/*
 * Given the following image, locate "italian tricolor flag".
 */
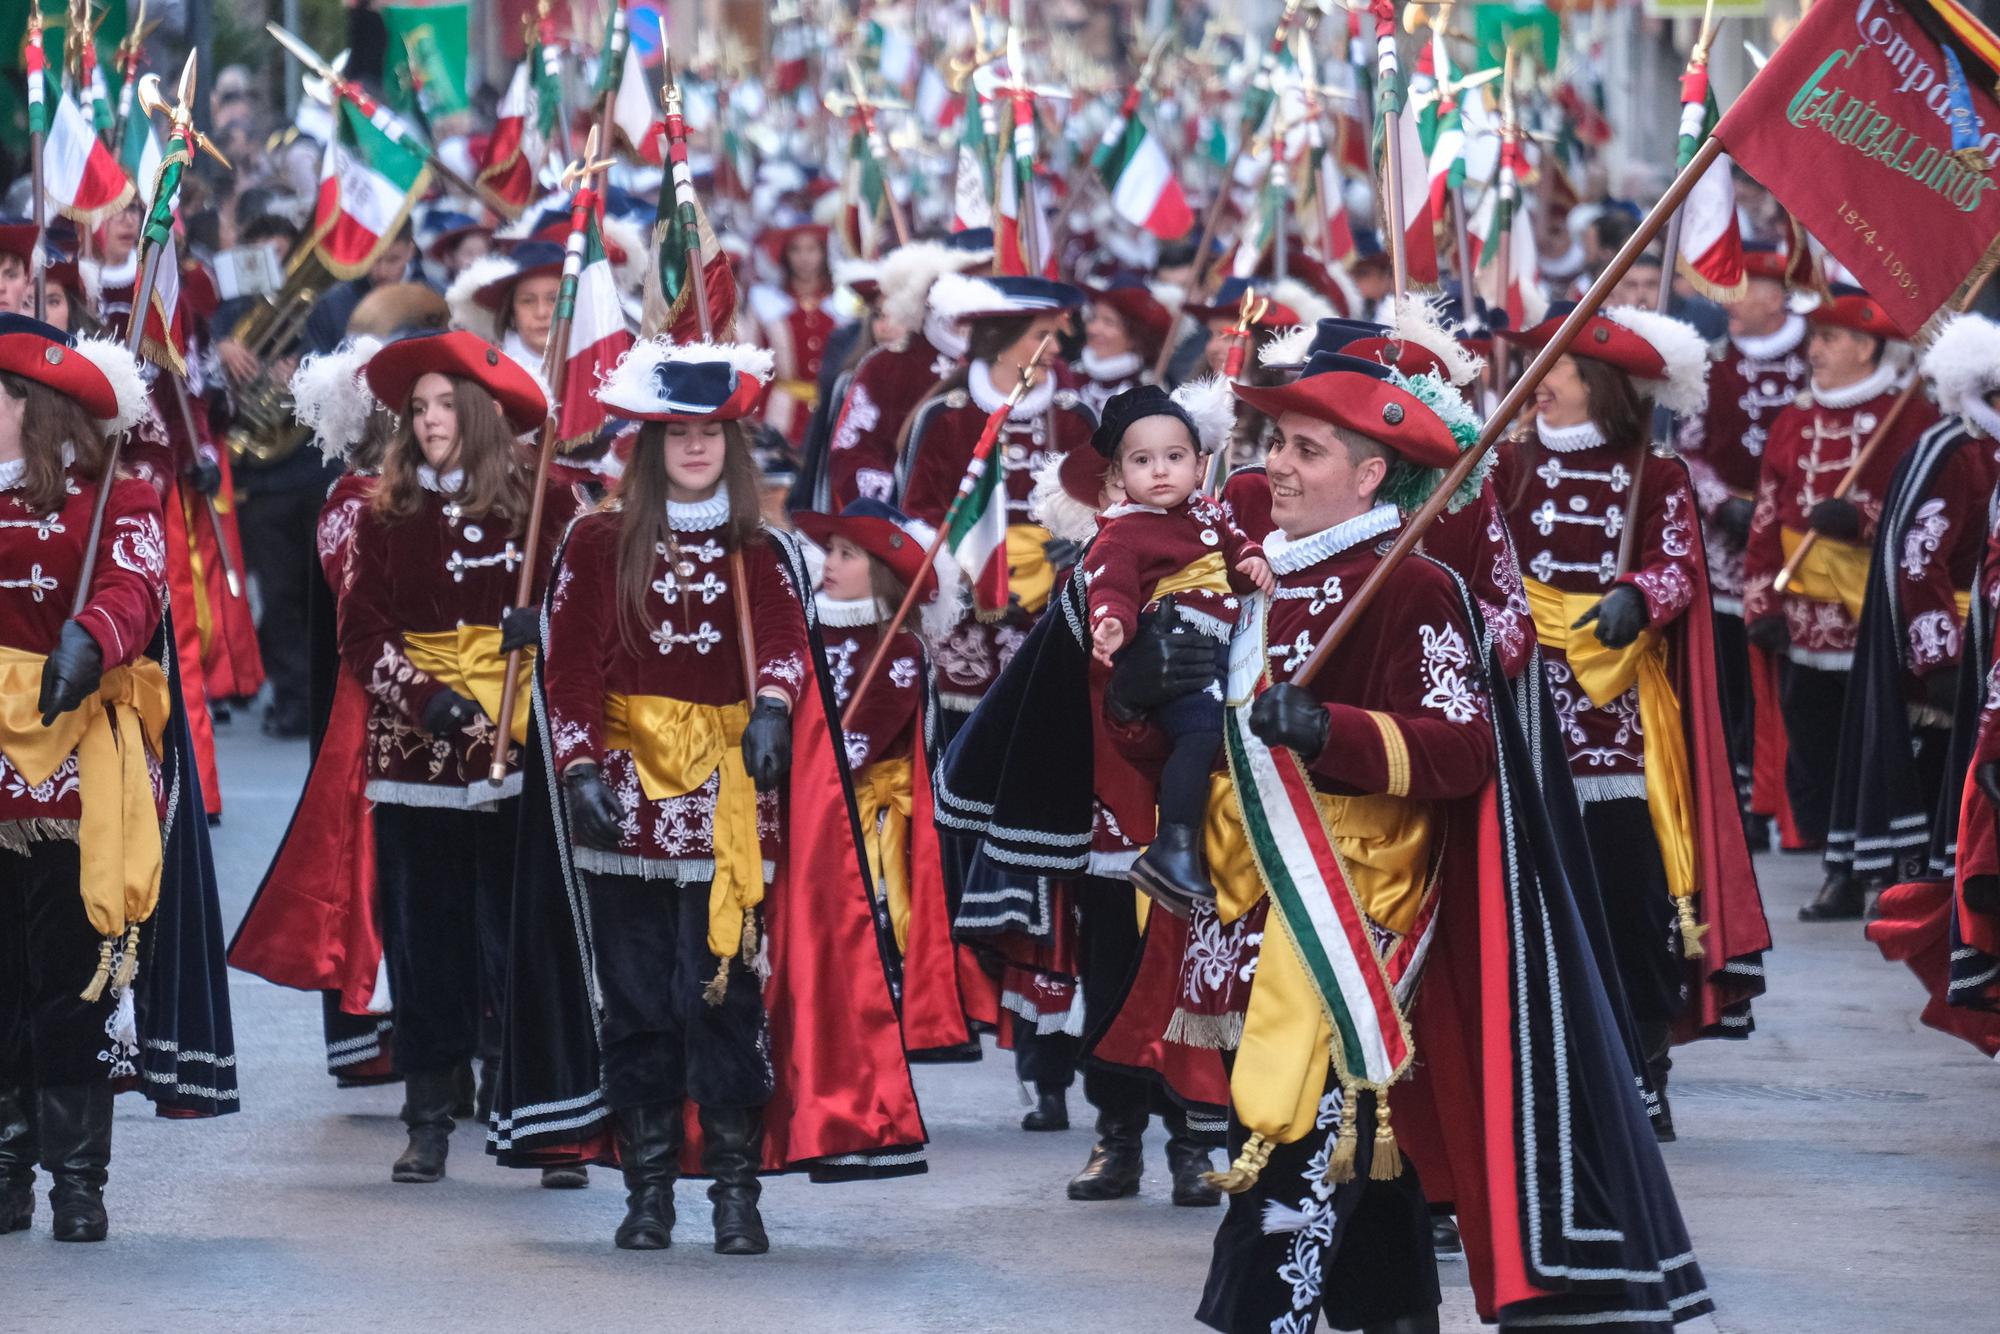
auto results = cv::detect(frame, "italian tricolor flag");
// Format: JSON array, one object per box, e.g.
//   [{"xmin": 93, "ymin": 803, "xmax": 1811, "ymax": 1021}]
[
  {"xmin": 477, "ymin": 59, "xmax": 541, "ymax": 213},
  {"xmin": 553, "ymin": 195, "xmax": 634, "ymax": 449},
  {"xmin": 1373, "ymin": 12, "xmax": 1438, "ymax": 287},
  {"xmin": 995, "ymin": 93, "xmax": 1053, "ymax": 278},
  {"xmin": 310, "ymin": 95, "xmax": 431, "ymax": 280},
  {"xmin": 44, "ymin": 88, "xmax": 133, "ymax": 225},
  {"xmin": 593, "ymin": 0, "xmax": 661, "ymax": 164},
  {"xmin": 1095, "ymin": 89, "xmax": 1194, "ymax": 239},
  {"xmin": 135, "ymin": 127, "xmax": 194, "ymax": 377},
  {"xmin": 946, "ymin": 405, "xmax": 1013, "ymax": 614},
  {"xmin": 1673, "ymin": 60, "xmax": 1746, "ymax": 303},
  {"xmin": 1476, "ymin": 139, "xmax": 1539, "ymax": 330}
]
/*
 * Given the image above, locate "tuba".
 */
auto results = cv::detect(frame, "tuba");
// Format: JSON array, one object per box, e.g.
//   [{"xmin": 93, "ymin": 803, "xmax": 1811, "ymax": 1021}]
[{"xmin": 222, "ymin": 248, "xmax": 335, "ymax": 465}]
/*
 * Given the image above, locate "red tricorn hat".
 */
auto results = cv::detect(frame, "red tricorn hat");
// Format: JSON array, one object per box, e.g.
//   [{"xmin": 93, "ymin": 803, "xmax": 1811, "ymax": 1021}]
[
  {"xmin": 1739, "ymin": 242, "xmax": 1789, "ymax": 284},
  {"xmin": 1807, "ymin": 284, "xmax": 1904, "ymax": 339},
  {"xmin": 1232, "ymin": 361, "xmax": 1459, "ymax": 469},
  {"xmin": 363, "ymin": 330, "xmax": 550, "ymax": 435},
  {"xmin": 1514, "ymin": 305, "xmax": 1711, "ymax": 415},
  {"xmin": 793, "ymin": 498, "xmax": 947, "ymax": 601},
  {"xmin": 595, "ymin": 339, "xmax": 776, "ymax": 423},
  {"xmin": 756, "ymin": 222, "xmax": 832, "ymax": 269},
  {"xmin": 0, "ymin": 314, "xmax": 120, "ymax": 418}
]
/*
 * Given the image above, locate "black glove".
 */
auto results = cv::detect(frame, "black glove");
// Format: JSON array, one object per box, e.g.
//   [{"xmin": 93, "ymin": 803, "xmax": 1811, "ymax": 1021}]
[
  {"xmin": 1104, "ymin": 598, "xmax": 1222, "ymax": 723},
  {"xmin": 37, "ymin": 621, "xmax": 104, "ymax": 727},
  {"xmin": 740, "ymin": 696, "xmax": 792, "ymax": 793},
  {"xmin": 562, "ymin": 764, "xmax": 626, "ymax": 851},
  {"xmin": 1747, "ymin": 616, "xmax": 1791, "ymax": 654},
  {"xmin": 1713, "ymin": 497, "xmax": 1755, "ymax": 544},
  {"xmin": 420, "ymin": 688, "xmax": 481, "ymax": 737},
  {"xmin": 499, "ymin": 605, "xmax": 539, "ymax": 654},
  {"xmin": 1807, "ymin": 498, "xmax": 1863, "ymax": 539},
  {"xmin": 1923, "ymin": 665, "xmax": 1961, "ymax": 715},
  {"xmin": 186, "ymin": 455, "xmax": 224, "ymax": 498},
  {"xmin": 1042, "ymin": 537, "xmax": 1084, "ymax": 573},
  {"xmin": 1574, "ymin": 584, "xmax": 1649, "ymax": 650},
  {"xmin": 1247, "ymin": 682, "xmax": 1330, "ymax": 762}
]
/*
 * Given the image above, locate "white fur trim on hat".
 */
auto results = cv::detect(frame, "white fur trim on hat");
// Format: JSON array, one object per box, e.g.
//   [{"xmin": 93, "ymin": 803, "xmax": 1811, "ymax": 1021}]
[
  {"xmin": 445, "ymin": 255, "xmax": 516, "ymax": 343},
  {"xmin": 1269, "ymin": 278, "xmax": 1333, "ymax": 330},
  {"xmin": 1600, "ymin": 305, "xmax": 1710, "ymax": 416},
  {"xmin": 922, "ymin": 269, "xmax": 1008, "ymax": 327},
  {"xmin": 596, "ymin": 336, "xmax": 776, "ymax": 408},
  {"xmin": 880, "ymin": 241, "xmax": 990, "ymax": 333},
  {"xmin": 1920, "ymin": 314, "xmax": 2000, "ymax": 420},
  {"xmin": 1390, "ymin": 295, "xmax": 1486, "ymax": 389},
  {"xmin": 290, "ymin": 336, "xmax": 385, "ymax": 462},
  {"xmin": 601, "ymin": 214, "xmax": 650, "ymax": 298},
  {"xmin": 1172, "ymin": 377, "xmax": 1236, "ymax": 456},
  {"xmin": 1028, "ymin": 452, "xmax": 1101, "ymax": 547},
  {"xmin": 1259, "ymin": 324, "xmax": 1314, "ymax": 370},
  {"xmin": 71, "ymin": 336, "xmax": 149, "ymax": 436},
  {"xmin": 834, "ymin": 257, "xmax": 881, "ymax": 293}
]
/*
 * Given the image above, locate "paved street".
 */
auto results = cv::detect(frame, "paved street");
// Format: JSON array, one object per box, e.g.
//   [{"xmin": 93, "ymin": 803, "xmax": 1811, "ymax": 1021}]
[{"xmin": 7, "ymin": 717, "xmax": 2000, "ymax": 1332}]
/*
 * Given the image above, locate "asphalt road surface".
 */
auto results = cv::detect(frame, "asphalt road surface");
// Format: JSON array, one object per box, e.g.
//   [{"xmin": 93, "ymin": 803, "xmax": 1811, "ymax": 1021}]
[{"xmin": 6, "ymin": 717, "xmax": 2000, "ymax": 1332}]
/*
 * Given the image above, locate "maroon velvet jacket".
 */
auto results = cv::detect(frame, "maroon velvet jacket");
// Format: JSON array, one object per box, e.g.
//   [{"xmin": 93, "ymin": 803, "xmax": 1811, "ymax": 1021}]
[
  {"xmin": 1744, "ymin": 369, "xmax": 1940, "ymax": 667},
  {"xmin": 317, "ymin": 472, "xmax": 377, "ymax": 591},
  {"xmin": 338, "ymin": 469, "xmax": 581, "ymax": 807},
  {"xmin": 1676, "ymin": 318, "xmax": 1810, "ymax": 611},
  {"xmin": 1495, "ymin": 429, "xmax": 1700, "ymax": 799},
  {"xmin": 542, "ymin": 496, "xmax": 809, "ymax": 877},
  {"xmin": 1892, "ymin": 437, "xmax": 1999, "ymax": 679},
  {"xmin": 816, "ymin": 601, "xmax": 920, "ymax": 772},
  {"xmin": 0, "ymin": 462, "xmax": 167, "ymax": 830},
  {"xmin": 1084, "ymin": 495, "xmax": 1261, "ymax": 643},
  {"xmin": 1420, "ymin": 478, "xmax": 1534, "ymax": 680},
  {"xmin": 825, "ymin": 331, "xmax": 957, "ymax": 510}
]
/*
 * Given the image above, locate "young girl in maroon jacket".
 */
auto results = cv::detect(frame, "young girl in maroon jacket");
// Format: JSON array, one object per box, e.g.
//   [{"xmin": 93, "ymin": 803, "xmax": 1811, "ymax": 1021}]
[{"xmin": 1081, "ymin": 382, "xmax": 1271, "ymax": 909}]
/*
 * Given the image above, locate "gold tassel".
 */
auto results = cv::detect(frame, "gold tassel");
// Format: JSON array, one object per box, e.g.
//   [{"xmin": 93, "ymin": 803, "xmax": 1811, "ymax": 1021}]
[
  {"xmin": 739, "ymin": 912, "xmax": 759, "ymax": 964},
  {"xmin": 110, "ymin": 923, "xmax": 141, "ymax": 992},
  {"xmin": 1676, "ymin": 896, "xmax": 1708, "ymax": 960},
  {"xmin": 1369, "ymin": 1091, "xmax": 1403, "ymax": 1181},
  {"xmin": 79, "ymin": 939, "xmax": 115, "ymax": 1003},
  {"xmin": 1323, "ymin": 1079, "xmax": 1360, "ymax": 1184},
  {"xmin": 702, "ymin": 955, "xmax": 732, "ymax": 1007},
  {"xmin": 1201, "ymin": 1132, "xmax": 1274, "ymax": 1194}
]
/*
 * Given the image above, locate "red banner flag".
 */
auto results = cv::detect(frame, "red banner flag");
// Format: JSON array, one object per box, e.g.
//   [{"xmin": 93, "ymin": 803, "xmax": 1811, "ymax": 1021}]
[{"xmin": 1715, "ymin": 0, "xmax": 2000, "ymax": 335}]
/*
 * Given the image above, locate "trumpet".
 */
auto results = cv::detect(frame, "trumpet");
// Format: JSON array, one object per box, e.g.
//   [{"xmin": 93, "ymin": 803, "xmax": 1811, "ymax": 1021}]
[{"xmin": 222, "ymin": 249, "xmax": 334, "ymax": 466}]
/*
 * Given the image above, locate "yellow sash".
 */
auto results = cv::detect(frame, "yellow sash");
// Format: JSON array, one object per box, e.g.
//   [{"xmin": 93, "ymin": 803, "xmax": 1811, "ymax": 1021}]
[
  {"xmin": 1524, "ymin": 578, "xmax": 1696, "ymax": 902},
  {"xmin": 774, "ymin": 378, "xmax": 819, "ymax": 407},
  {"xmin": 853, "ymin": 757, "xmax": 914, "ymax": 951},
  {"xmin": 602, "ymin": 693, "xmax": 760, "ymax": 961},
  {"xmin": 1005, "ymin": 523, "xmax": 1056, "ymax": 613},
  {"xmin": 402, "ymin": 625, "xmax": 533, "ymax": 745},
  {"xmin": 0, "ymin": 646, "xmax": 169, "ymax": 938},
  {"xmin": 1778, "ymin": 525, "xmax": 1870, "ymax": 621},
  {"xmin": 1152, "ymin": 551, "xmax": 1231, "ymax": 603}
]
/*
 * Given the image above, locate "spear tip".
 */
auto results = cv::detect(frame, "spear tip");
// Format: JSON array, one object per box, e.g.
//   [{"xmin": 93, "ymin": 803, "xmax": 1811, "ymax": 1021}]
[{"xmin": 177, "ymin": 48, "xmax": 199, "ymax": 110}]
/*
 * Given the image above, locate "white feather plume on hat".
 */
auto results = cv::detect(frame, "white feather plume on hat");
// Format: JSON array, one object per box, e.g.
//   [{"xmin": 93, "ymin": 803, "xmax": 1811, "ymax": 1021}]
[
  {"xmin": 1269, "ymin": 278, "xmax": 1333, "ymax": 329},
  {"xmin": 924, "ymin": 270, "xmax": 1008, "ymax": 326},
  {"xmin": 600, "ymin": 214, "xmax": 650, "ymax": 297},
  {"xmin": 1029, "ymin": 452, "xmax": 1102, "ymax": 546},
  {"xmin": 290, "ymin": 336, "xmax": 385, "ymax": 462},
  {"xmin": 445, "ymin": 255, "xmax": 515, "ymax": 342},
  {"xmin": 71, "ymin": 335, "xmax": 150, "ymax": 436},
  {"xmin": 1920, "ymin": 314, "xmax": 2000, "ymax": 420},
  {"xmin": 596, "ymin": 336, "xmax": 775, "ymax": 408},
  {"xmin": 1259, "ymin": 325, "xmax": 1315, "ymax": 370},
  {"xmin": 1599, "ymin": 305, "xmax": 1711, "ymax": 416},
  {"xmin": 880, "ymin": 241, "xmax": 990, "ymax": 332},
  {"xmin": 1390, "ymin": 295, "xmax": 1486, "ymax": 388},
  {"xmin": 1171, "ymin": 377, "xmax": 1236, "ymax": 455},
  {"xmin": 896, "ymin": 513, "xmax": 967, "ymax": 644}
]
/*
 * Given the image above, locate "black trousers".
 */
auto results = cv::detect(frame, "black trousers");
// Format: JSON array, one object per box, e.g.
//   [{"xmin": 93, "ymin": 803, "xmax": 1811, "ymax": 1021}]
[
  {"xmin": 372, "ymin": 800, "xmax": 516, "ymax": 1076},
  {"xmin": 1197, "ymin": 1085, "xmax": 1438, "ymax": 1333},
  {"xmin": 583, "ymin": 871, "xmax": 772, "ymax": 1111},
  {"xmin": 1711, "ymin": 611, "xmax": 1755, "ymax": 814},
  {"xmin": 237, "ymin": 483, "xmax": 325, "ymax": 721},
  {"xmin": 1777, "ymin": 659, "xmax": 1849, "ymax": 844},
  {"xmin": 1075, "ymin": 876, "xmax": 1153, "ymax": 1120},
  {"xmin": 0, "ymin": 842, "xmax": 117, "ymax": 1089},
  {"xmin": 1582, "ymin": 798, "xmax": 1686, "ymax": 1027}
]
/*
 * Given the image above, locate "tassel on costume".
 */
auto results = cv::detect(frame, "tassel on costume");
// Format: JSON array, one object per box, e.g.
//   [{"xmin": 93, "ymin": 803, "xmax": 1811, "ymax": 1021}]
[
  {"xmin": 703, "ymin": 955, "xmax": 732, "ymax": 1007},
  {"xmin": 1323, "ymin": 1078, "xmax": 1360, "ymax": 1184},
  {"xmin": 1202, "ymin": 1132, "xmax": 1274, "ymax": 1194},
  {"xmin": 739, "ymin": 912, "xmax": 759, "ymax": 964},
  {"xmin": 79, "ymin": 938, "xmax": 115, "ymax": 1003},
  {"xmin": 1369, "ymin": 1091, "xmax": 1402, "ymax": 1181},
  {"xmin": 1676, "ymin": 896, "xmax": 1708, "ymax": 960},
  {"xmin": 110, "ymin": 923, "xmax": 141, "ymax": 992}
]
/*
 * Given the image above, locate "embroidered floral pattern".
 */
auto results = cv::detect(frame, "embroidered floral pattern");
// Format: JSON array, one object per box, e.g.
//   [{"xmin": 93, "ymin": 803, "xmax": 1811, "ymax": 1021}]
[
  {"xmin": 1901, "ymin": 498, "xmax": 1951, "ymax": 580},
  {"xmin": 1908, "ymin": 608, "xmax": 1962, "ymax": 669},
  {"xmin": 1417, "ymin": 622, "xmax": 1482, "ymax": 723}
]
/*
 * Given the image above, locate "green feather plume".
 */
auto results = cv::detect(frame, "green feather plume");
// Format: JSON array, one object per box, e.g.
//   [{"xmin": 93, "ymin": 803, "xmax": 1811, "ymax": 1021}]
[{"xmin": 1375, "ymin": 370, "xmax": 1491, "ymax": 516}]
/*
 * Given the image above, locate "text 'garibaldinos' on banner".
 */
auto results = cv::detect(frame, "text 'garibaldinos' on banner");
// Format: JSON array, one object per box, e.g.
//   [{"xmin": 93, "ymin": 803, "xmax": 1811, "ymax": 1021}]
[{"xmin": 1716, "ymin": 0, "xmax": 2000, "ymax": 335}]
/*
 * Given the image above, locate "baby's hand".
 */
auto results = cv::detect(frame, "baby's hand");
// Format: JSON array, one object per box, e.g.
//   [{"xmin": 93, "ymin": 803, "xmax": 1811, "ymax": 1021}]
[
  {"xmin": 1237, "ymin": 555, "xmax": 1275, "ymax": 596},
  {"xmin": 1092, "ymin": 617, "xmax": 1126, "ymax": 666}
]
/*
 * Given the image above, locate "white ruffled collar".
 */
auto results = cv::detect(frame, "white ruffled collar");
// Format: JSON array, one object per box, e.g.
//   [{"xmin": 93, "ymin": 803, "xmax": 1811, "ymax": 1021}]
[
  {"xmin": 1535, "ymin": 419, "xmax": 1607, "ymax": 453},
  {"xmin": 667, "ymin": 485, "xmax": 731, "ymax": 532},
  {"xmin": 1811, "ymin": 360, "xmax": 1900, "ymax": 410},
  {"xmin": 502, "ymin": 330, "xmax": 551, "ymax": 388},
  {"xmin": 0, "ymin": 442, "xmax": 78, "ymax": 492},
  {"xmin": 1733, "ymin": 314, "xmax": 1806, "ymax": 362},
  {"xmin": 970, "ymin": 359, "xmax": 1056, "ymax": 419},
  {"xmin": 1098, "ymin": 502, "xmax": 1170, "ymax": 520},
  {"xmin": 1079, "ymin": 347, "xmax": 1144, "ymax": 384},
  {"xmin": 417, "ymin": 465, "xmax": 464, "ymax": 493},
  {"xmin": 814, "ymin": 593, "xmax": 884, "ymax": 627},
  {"xmin": 1963, "ymin": 398, "xmax": 2000, "ymax": 442},
  {"xmin": 1266, "ymin": 504, "xmax": 1401, "ymax": 574}
]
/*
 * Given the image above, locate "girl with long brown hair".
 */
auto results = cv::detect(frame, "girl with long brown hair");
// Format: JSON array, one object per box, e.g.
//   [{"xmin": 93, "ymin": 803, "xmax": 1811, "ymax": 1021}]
[{"xmin": 339, "ymin": 330, "xmax": 579, "ymax": 1185}]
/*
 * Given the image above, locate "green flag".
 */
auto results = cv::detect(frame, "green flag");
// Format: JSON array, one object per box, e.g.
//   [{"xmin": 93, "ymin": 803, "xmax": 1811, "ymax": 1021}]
[{"xmin": 381, "ymin": 3, "xmax": 471, "ymax": 122}]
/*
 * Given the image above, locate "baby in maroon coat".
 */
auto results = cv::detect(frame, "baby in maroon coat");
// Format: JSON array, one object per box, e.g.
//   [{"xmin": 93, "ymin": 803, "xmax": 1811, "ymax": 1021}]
[{"xmin": 1083, "ymin": 385, "xmax": 1271, "ymax": 908}]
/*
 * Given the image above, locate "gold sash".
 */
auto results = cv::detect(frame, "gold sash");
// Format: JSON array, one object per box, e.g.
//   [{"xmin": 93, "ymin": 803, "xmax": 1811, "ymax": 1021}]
[
  {"xmin": 1152, "ymin": 551, "xmax": 1231, "ymax": 602},
  {"xmin": 402, "ymin": 624, "xmax": 533, "ymax": 745},
  {"xmin": 602, "ymin": 693, "xmax": 760, "ymax": 961},
  {"xmin": 774, "ymin": 378, "xmax": 819, "ymax": 407},
  {"xmin": 1005, "ymin": 523, "xmax": 1057, "ymax": 613},
  {"xmin": 0, "ymin": 646, "xmax": 169, "ymax": 938},
  {"xmin": 853, "ymin": 757, "xmax": 914, "ymax": 951},
  {"xmin": 1778, "ymin": 525, "xmax": 1870, "ymax": 620},
  {"xmin": 1524, "ymin": 579, "xmax": 1696, "ymax": 902}
]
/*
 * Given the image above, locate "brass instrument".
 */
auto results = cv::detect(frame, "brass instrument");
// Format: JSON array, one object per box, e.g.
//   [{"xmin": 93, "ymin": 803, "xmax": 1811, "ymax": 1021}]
[{"xmin": 222, "ymin": 249, "xmax": 335, "ymax": 466}]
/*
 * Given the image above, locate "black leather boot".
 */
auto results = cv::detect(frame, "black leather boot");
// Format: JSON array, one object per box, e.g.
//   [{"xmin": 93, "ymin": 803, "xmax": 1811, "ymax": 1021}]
[
  {"xmin": 0, "ymin": 1086, "xmax": 36, "ymax": 1234},
  {"xmin": 613, "ymin": 1102, "xmax": 681, "ymax": 1250},
  {"xmin": 1130, "ymin": 824, "xmax": 1216, "ymax": 918},
  {"xmin": 1164, "ymin": 1127, "xmax": 1220, "ymax": 1207},
  {"xmin": 1067, "ymin": 1108, "xmax": 1145, "ymax": 1201},
  {"xmin": 1362, "ymin": 1309, "xmax": 1441, "ymax": 1334},
  {"xmin": 1431, "ymin": 1213, "xmax": 1462, "ymax": 1256},
  {"xmin": 392, "ymin": 1069, "xmax": 456, "ymax": 1183},
  {"xmin": 1799, "ymin": 870, "xmax": 1867, "ymax": 921},
  {"xmin": 1020, "ymin": 1085, "xmax": 1069, "ymax": 1131},
  {"xmin": 38, "ymin": 1083, "xmax": 111, "ymax": 1242},
  {"xmin": 700, "ymin": 1105, "xmax": 769, "ymax": 1255}
]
